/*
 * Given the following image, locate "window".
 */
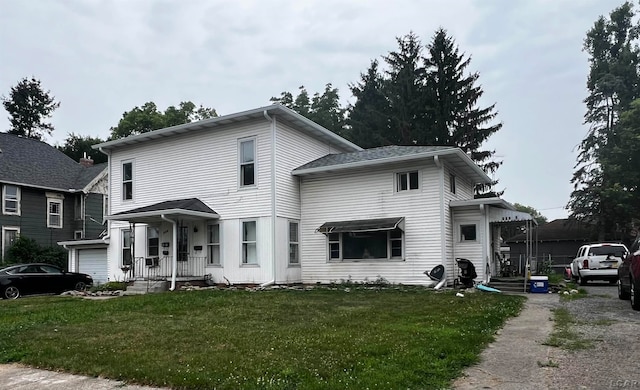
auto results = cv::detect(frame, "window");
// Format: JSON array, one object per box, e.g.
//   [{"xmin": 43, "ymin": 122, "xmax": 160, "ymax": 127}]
[
  {"xmin": 207, "ymin": 223, "xmax": 221, "ymax": 266},
  {"xmin": 289, "ymin": 221, "xmax": 299, "ymax": 265},
  {"xmin": 178, "ymin": 225, "xmax": 189, "ymax": 262},
  {"xmin": 396, "ymin": 171, "xmax": 419, "ymax": 192},
  {"xmin": 450, "ymin": 174, "xmax": 456, "ymax": 194},
  {"xmin": 147, "ymin": 227, "xmax": 159, "ymax": 257},
  {"xmin": 122, "ymin": 161, "xmax": 133, "ymax": 200},
  {"xmin": 103, "ymin": 195, "xmax": 109, "ymax": 220},
  {"xmin": 239, "ymin": 139, "xmax": 255, "ymax": 187},
  {"xmin": 47, "ymin": 197, "xmax": 63, "ymax": 228},
  {"xmin": 3, "ymin": 185, "xmax": 20, "ymax": 215},
  {"xmin": 2, "ymin": 227, "xmax": 19, "ymax": 260},
  {"xmin": 327, "ymin": 228, "xmax": 403, "ymax": 261},
  {"xmin": 242, "ymin": 220, "xmax": 257, "ymax": 264},
  {"xmin": 460, "ymin": 224, "xmax": 477, "ymax": 241},
  {"xmin": 74, "ymin": 230, "xmax": 83, "ymax": 239},
  {"xmin": 122, "ymin": 229, "xmax": 132, "ymax": 266}
]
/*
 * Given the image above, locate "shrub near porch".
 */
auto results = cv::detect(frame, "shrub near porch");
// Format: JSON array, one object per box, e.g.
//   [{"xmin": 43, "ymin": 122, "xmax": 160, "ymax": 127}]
[{"xmin": 0, "ymin": 288, "xmax": 523, "ymax": 389}]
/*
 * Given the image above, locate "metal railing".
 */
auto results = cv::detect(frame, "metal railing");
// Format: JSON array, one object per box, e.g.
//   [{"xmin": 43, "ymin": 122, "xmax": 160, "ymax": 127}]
[{"xmin": 128, "ymin": 256, "xmax": 207, "ymax": 280}]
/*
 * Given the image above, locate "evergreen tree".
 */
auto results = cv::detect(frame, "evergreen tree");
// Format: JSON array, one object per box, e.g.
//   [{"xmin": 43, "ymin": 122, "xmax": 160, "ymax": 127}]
[
  {"xmin": 382, "ymin": 32, "xmax": 427, "ymax": 145},
  {"xmin": 348, "ymin": 60, "xmax": 391, "ymax": 148},
  {"xmin": 1, "ymin": 77, "xmax": 60, "ymax": 140},
  {"xmin": 425, "ymin": 28, "xmax": 502, "ymax": 194}
]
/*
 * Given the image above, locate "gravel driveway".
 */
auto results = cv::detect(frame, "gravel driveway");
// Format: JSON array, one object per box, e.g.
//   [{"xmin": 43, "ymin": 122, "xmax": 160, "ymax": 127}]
[{"xmin": 545, "ymin": 282, "xmax": 640, "ymax": 389}]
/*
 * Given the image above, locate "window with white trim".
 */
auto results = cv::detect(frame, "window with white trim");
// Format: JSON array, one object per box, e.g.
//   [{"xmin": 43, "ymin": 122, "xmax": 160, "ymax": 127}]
[
  {"xmin": 460, "ymin": 224, "xmax": 477, "ymax": 242},
  {"xmin": 396, "ymin": 171, "xmax": 419, "ymax": 192},
  {"xmin": 122, "ymin": 161, "xmax": 133, "ymax": 200},
  {"xmin": 289, "ymin": 221, "xmax": 299, "ymax": 265},
  {"xmin": 147, "ymin": 227, "xmax": 159, "ymax": 257},
  {"xmin": 327, "ymin": 228, "xmax": 403, "ymax": 261},
  {"xmin": 2, "ymin": 226, "xmax": 19, "ymax": 260},
  {"xmin": 47, "ymin": 196, "xmax": 63, "ymax": 228},
  {"xmin": 122, "ymin": 229, "xmax": 132, "ymax": 266},
  {"xmin": 242, "ymin": 220, "xmax": 257, "ymax": 264},
  {"xmin": 207, "ymin": 223, "xmax": 221, "ymax": 266},
  {"xmin": 239, "ymin": 139, "xmax": 255, "ymax": 187},
  {"xmin": 450, "ymin": 174, "xmax": 456, "ymax": 194},
  {"xmin": 3, "ymin": 185, "xmax": 20, "ymax": 215}
]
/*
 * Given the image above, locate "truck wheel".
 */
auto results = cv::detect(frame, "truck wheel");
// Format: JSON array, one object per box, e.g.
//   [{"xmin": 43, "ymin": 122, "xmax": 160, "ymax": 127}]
[
  {"xmin": 632, "ymin": 277, "xmax": 640, "ymax": 311},
  {"xmin": 578, "ymin": 272, "xmax": 587, "ymax": 286},
  {"xmin": 618, "ymin": 278, "xmax": 630, "ymax": 300}
]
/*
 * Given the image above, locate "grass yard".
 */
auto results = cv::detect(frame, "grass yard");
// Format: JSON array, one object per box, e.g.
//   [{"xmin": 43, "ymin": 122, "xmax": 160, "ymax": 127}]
[{"xmin": 0, "ymin": 287, "xmax": 524, "ymax": 389}]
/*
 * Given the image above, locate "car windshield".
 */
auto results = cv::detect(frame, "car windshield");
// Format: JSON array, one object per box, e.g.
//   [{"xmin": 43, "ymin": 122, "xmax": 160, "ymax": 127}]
[{"xmin": 589, "ymin": 246, "xmax": 626, "ymax": 257}]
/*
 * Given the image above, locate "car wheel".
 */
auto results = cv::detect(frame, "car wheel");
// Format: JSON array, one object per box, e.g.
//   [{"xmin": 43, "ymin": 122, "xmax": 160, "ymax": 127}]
[
  {"xmin": 618, "ymin": 278, "xmax": 631, "ymax": 300},
  {"xmin": 74, "ymin": 281, "xmax": 87, "ymax": 291},
  {"xmin": 632, "ymin": 277, "xmax": 640, "ymax": 311},
  {"xmin": 578, "ymin": 272, "xmax": 587, "ymax": 286},
  {"xmin": 3, "ymin": 286, "xmax": 20, "ymax": 300}
]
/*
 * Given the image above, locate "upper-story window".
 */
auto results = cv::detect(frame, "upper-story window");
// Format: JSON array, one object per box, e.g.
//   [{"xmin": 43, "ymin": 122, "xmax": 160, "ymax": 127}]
[
  {"xmin": 46, "ymin": 193, "xmax": 64, "ymax": 229},
  {"xmin": 450, "ymin": 174, "xmax": 456, "ymax": 194},
  {"xmin": 239, "ymin": 139, "xmax": 255, "ymax": 187},
  {"xmin": 396, "ymin": 171, "xmax": 419, "ymax": 192},
  {"xmin": 3, "ymin": 185, "xmax": 20, "ymax": 215},
  {"xmin": 122, "ymin": 161, "xmax": 133, "ymax": 200}
]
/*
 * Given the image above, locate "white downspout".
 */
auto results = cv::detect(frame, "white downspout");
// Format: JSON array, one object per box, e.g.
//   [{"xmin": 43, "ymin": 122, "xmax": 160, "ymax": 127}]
[
  {"xmin": 162, "ymin": 214, "xmax": 178, "ymax": 291},
  {"xmin": 99, "ymin": 146, "xmax": 111, "ymax": 243},
  {"xmin": 434, "ymin": 156, "xmax": 447, "ymax": 281},
  {"xmin": 263, "ymin": 110, "xmax": 277, "ymax": 286}
]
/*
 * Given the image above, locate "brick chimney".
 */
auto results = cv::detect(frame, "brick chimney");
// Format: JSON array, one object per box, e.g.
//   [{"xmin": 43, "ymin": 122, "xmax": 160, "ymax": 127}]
[{"xmin": 79, "ymin": 152, "xmax": 94, "ymax": 167}]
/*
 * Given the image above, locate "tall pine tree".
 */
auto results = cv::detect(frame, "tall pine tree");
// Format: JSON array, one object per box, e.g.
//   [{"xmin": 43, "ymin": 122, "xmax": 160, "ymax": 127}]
[
  {"xmin": 1, "ymin": 77, "xmax": 60, "ymax": 140},
  {"xmin": 425, "ymin": 28, "xmax": 502, "ymax": 194}
]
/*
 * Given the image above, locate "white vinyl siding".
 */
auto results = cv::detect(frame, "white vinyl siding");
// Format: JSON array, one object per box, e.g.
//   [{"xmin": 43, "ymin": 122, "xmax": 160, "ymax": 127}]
[
  {"xmin": 2, "ymin": 185, "xmax": 20, "ymax": 215},
  {"xmin": 300, "ymin": 162, "xmax": 442, "ymax": 284},
  {"xmin": 109, "ymin": 120, "xmax": 272, "ymax": 219}
]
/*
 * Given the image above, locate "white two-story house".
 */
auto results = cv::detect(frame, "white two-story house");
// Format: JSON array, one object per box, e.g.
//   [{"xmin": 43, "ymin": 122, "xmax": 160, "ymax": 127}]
[{"xmin": 91, "ymin": 104, "xmax": 533, "ymax": 289}]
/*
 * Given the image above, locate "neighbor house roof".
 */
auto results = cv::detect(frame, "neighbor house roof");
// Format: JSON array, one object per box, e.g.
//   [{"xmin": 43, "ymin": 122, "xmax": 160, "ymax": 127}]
[
  {"xmin": 505, "ymin": 218, "xmax": 595, "ymax": 243},
  {"xmin": 93, "ymin": 104, "xmax": 362, "ymax": 153},
  {"xmin": 292, "ymin": 145, "xmax": 491, "ymax": 184},
  {"xmin": 0, "ymin": 133, "xmax": 107, "ymax": 192}
]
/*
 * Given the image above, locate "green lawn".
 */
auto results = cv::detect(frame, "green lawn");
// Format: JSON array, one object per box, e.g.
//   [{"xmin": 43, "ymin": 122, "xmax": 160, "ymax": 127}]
[{"xmin": 0, "ymin": 287, "xmax": 524, "ymax": 389}]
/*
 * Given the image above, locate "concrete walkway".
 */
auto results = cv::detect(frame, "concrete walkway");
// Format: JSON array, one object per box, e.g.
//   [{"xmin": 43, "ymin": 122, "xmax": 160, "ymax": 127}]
[
  {"xmin": 0, "ymin": 364, "xmax": 165, "ymax": 390},
  {"xmin": 453, "ymin": 293, "xmax": 559, "ymax": 390}
]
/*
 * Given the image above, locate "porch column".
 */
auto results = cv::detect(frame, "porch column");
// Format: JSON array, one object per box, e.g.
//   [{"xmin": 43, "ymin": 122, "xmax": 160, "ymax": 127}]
[{"xmin": 161, "ymin": 214, "xmax": 178, "ymax": 291}]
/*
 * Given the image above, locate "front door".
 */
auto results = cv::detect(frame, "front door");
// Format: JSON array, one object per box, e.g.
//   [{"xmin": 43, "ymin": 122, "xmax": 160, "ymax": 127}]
[{"xmin": 178, "ymin": 224, "xmax": 189, "ymax": 262}]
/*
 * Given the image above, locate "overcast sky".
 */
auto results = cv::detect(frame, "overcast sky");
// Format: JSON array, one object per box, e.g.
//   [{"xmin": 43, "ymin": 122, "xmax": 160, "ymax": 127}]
[{"xmin": 0, "ymin": 0, "xmax": 625, "ymax": 221}]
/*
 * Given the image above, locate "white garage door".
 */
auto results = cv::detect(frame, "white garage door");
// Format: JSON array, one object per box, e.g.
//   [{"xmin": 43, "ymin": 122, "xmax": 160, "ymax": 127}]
[{"xmin": 78, "ymin": 248, "xmax": 108, "ymax": 284}]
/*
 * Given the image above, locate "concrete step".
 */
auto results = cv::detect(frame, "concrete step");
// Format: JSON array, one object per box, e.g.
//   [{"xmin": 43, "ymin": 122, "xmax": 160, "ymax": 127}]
[{"xmin": 125, "ymin": 280, "xmax": 170, "ymax": 294}]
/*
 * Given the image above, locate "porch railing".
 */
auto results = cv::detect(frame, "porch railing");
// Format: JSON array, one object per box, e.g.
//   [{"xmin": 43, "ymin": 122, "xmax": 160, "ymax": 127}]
[{"xmin": 128, "ymin": 256, "xmax": 207, "ymax": 280}]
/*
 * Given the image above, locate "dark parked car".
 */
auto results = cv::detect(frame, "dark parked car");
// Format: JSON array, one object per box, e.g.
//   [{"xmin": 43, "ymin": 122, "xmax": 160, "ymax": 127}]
[
  {"xmin": 0, "ymin": 263, "xmax": 93, "ymax": 299},
  {"xmin": 618, "ymin": 236, "xmax": 640, "ymax": 310}
]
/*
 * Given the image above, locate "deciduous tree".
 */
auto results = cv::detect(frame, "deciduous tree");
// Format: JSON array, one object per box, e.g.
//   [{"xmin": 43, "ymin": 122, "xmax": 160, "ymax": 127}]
[{"xmin": 1, "ymin": 77, "xmax": 60, "ymax": 140}]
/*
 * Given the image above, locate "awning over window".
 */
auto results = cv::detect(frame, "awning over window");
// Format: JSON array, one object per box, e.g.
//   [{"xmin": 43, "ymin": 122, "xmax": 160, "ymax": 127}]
[{"xmin": 317, "ymin": 217, "xmax": 404, "ymax": 234}]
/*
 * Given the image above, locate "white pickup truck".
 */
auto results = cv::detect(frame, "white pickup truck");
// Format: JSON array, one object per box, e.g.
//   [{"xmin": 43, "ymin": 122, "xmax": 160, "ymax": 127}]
[{"xmin": 571, "ymin": 243, "xmax": 629, "ymax": 285}]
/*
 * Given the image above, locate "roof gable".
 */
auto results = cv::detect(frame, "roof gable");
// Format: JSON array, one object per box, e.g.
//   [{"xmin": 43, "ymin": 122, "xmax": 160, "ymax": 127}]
[
  {"xmin": 0, "ymin": 133, "xmax": 106, "ymax": 192},
  {"xmin": 93, "ymin": 104, "xmax": 362, "ymax": 153},
  {"xmin": 292, "ymin": 145, "xmax": 491, "ymax": 184}
]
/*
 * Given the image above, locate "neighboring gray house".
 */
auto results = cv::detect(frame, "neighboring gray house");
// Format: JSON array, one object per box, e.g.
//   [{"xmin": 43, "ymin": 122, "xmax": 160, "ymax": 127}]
[{"xmin": 0, "ymin": 134, "xmax": 107, "ymax": 277}]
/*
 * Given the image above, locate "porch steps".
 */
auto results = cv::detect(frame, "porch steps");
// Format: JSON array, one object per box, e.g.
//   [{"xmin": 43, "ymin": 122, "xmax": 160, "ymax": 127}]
[
  {"xmin": 486, "ymin": 277, "xmax": 529, "ymax": 294},
  {"xmin": 124, "ymin": 280, "xmax": 170, "ymax": 295}
]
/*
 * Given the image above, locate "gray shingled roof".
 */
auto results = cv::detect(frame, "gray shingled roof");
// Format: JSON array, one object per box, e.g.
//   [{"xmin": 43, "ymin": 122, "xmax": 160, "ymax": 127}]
[
  {"xmin": 112, "ymin": 198, "xmax": 217, "ymax": 216},
  {"xmin": 0, "ymin": 133, "xmax": 106, "ymax": 191},
  {"xmin": 294, "ymin": 145, "xmax": 455, "ymax": 171}
]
